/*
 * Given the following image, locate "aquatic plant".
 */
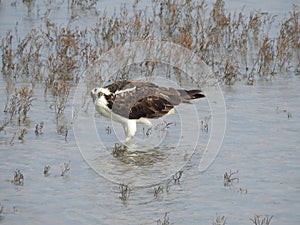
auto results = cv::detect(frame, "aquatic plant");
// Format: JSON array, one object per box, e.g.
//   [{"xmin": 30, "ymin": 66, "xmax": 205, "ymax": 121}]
[
  {"xmin": 105, "ymin": 125, "xmax": 112, "ymax": 134},
  {"xmin": 4, "ymin": 86, "xmax": 34, "ymax": 124},
  {"xmin": 154, "ymin": 185, "xmax": 164, "ymax": 199},
  {"xmin": 0, "ymin": 119, "xmax": 9, "ymax": 132},
  {"xmin": 0, "ymin": 0, "xmax": 298, "ymax": 90},
  {"xmin": 0, "ymin": 0, "xmax": 298, "ymax": 145},
  {"xmin": 250, "ymin": 214, "xmax": 273, "ymax": 225},
  {"xmin": 70, "ymin": 0, "xmax": 97, "ymax": 10},
  {"xmin": 157, "ymin": 212, "xmax": 170, "ymax": 225},
  {"xmin": 43, "ymin": 165, "xmax": 51, "ymax": 177},
  {"xmin": 112, "ymin": 143, "xmax": 127, "ymax": 157},
  {"xmin": 34, "ymin": 121, "xmax": 44, "ymax": 135},
  {"xmin": 212, "ymin": 213, "xmax": 226, "ymax": 225},
  {"xmin": 201, "ymin": 115, "xmax": 211, "ymax": 133},
  {"xmin": 60, "ymin": 161, "xmax": 71, "ymax": 176},
  {"xmin": 11, "ymin": 170, "xmax": 24, "ymax": 186},
  {"xmin": 223, "ymin": 170, "xmax": 239, "ymax": 186},
  {"xmin": 237, "ymin": 187, "xmax": 248, "ymax": 194},
  {"xmin": 18, "ymin": 128, "xmax": 27, "ymax": 142},
  {"xmin": 119, "ymin": 183, "xmax": 130, "ymax": 202},
  {"xmin": 9, "ymin": 132, "xmax": 16, "ymax": 145},
  {"xmin": 49, "ymin": 81, "xmax": 70, "ymax": 115},
  {"xmin": 172, "ymin": 170, "xmax": 183, "ymax": 184}
]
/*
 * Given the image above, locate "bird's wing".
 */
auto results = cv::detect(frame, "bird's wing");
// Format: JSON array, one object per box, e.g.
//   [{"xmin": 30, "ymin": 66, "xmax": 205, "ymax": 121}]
[
  {"xmin": 128, "ymin": 96, "xmax": 175, "ymax": 119},
  {"xmin": 105, "ymin": 81, "xmax": 181, "ymax": 119}
]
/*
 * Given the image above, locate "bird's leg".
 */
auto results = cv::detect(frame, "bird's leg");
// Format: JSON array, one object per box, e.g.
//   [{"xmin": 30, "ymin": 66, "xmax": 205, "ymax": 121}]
[{"xmin": 123, "ymin": 120, "xmax": 137, "ymax": 142}]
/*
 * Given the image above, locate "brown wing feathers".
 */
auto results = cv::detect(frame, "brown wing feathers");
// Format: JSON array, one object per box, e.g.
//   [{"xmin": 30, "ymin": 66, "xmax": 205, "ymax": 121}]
[
  {"xmin": 129, "ymin": 96, "xmax": 174, "ymax": 119},
  {"xmin": 102, "ymin": 80, "xmax": 204, "ymax": 120}
]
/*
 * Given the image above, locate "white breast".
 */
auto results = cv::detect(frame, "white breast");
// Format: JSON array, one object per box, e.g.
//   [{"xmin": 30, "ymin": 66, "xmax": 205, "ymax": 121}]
[{"xmin": 95, "ymin": 96, "xmax": 129, "ymax": 124}]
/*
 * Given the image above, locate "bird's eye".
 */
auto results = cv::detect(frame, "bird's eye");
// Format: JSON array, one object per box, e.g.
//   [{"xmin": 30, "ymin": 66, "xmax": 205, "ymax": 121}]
[{"xmin": 98, "ymin": 92, "xmax": 102, "ymax": 98}]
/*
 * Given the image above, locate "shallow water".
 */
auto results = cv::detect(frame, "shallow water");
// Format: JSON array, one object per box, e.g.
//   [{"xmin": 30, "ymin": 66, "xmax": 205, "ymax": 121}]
[{"xmin": 1, "ymin": 1, "xmax": 300, "ymax": 225}]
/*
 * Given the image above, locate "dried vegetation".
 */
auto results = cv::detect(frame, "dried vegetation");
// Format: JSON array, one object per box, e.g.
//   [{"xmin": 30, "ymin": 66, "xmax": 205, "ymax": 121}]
[
  {"xmin": 0, "ymin": 1, "xmax": 298, "ymax": 137},
  {"xmin": 0, "ymin": 1, "xmax": 298, "ymax": 136}
]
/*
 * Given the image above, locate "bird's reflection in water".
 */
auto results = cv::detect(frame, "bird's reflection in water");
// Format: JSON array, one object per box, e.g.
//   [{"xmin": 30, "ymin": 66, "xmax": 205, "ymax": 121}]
[{"xmin": 110, "ymin": 142, "xmax": 171, "ymax": 167}]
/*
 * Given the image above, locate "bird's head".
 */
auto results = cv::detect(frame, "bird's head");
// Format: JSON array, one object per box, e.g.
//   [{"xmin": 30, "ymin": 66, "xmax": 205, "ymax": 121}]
[{"xmin": 91, "ymin": 87, "xmax": 111, "ymax": 103}]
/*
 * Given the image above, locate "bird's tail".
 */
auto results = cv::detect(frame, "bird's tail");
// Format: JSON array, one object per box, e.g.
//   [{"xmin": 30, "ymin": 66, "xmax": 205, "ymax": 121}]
[{"xmin": 178, "ymin": 89, "xmax": 205, "ymax": 101}]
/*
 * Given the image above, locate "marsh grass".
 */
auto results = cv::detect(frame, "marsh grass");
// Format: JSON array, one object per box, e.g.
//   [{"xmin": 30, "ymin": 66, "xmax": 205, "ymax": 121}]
[
  {"xmin": 34, "ymin": 121, "xmax": 44, "ymax": 135},
  {"xmin": 1, "ymin": 85, "xmax": 34, "ymax": 143},
  {"xmin": 223, "ymin": 170, "xmax": 239, "ymax": 187},
  {"xmin": 172, "ymin": 170, "xmax": 183, "ymax": 184},
  {"xmin": 250, "ymin": 215, "xmax": 273, "ymax": 225},
  {"xmin": 60, "ymin": 161, "xmax": 71, "ymax": 176},
  {"xmin": 201, "ymin": 115, "xmax": 211, "ymax": 133},
  {"xmin": 43, "ymin": 165, "xmax": 51, "ymax": 177},
  {"xmin": 4, "ymin": 86, "xmax": 34, "ymax": 124},
  {"xmin": 0, "ymin": 0, "xmax": 298, "ymax": 88},
  {"xmin": 11, "ymin": 170, "xmax": 24, "ymax": 186},
  {"xmin": 105, "ymin": 125, "xmax": 112, "ymax": 134},
  {"xmin": 0, "ymin": 1, "xmax": 297, "ymax": 144},
  {"xmin": 224, "ymin": 170, "xmax": 248, "ymax": 195},
  {"xmin": 119, "ymin": 183, "xmax": 130, "ymax": 203},
  {"xmin": 70, "ymin": 0, "xmax": 97, "ymax": 10},
  {"xmin": 157, "ymin": 212, "xmax": 170, "ymax": 225},
  {"xmin": 0, "ymin": 1, "xmax": 298, "ymax": 143},
  {"xmin": 113, "ymin": 143, "xmax": 127, "ymax": 157},
  {"xmin": 18, "ymin": 128, "xmax": 27, "ymax": 142},
  {"xmin": 9, "ymin": 132, "xmax": 16, "ymax": 145},
  {"xmin": 212, "ymin": 213, "xmax": 226, "ymax": 225}
]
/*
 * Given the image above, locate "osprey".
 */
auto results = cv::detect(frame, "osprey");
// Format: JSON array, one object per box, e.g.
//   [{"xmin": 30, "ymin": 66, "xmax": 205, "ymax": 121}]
[{"xmin": 91, "ymin": 80, "xmax": 205, "ymax": 142}]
